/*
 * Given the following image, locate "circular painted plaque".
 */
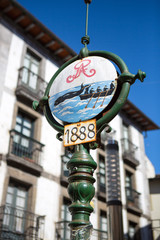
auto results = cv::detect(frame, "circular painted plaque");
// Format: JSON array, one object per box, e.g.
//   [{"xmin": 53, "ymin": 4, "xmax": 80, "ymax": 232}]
[{"xmin": 49, "ymin": 56, "xmax": 117, "ymax": 123}]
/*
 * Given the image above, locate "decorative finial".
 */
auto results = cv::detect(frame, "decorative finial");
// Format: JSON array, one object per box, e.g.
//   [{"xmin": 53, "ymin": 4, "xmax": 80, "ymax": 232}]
[{"xmin": 80, "ymin": 0, "xmax": 92, "ymax": 57}]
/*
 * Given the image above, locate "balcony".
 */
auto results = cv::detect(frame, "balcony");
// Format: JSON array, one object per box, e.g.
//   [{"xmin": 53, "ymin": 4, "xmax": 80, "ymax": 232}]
[
  {"xmin": 121, "ymin": 138, "xmax": 139, "ymax": 168},
  {"xmin": 125, "ymin": 187, "xmax": 142, "ymax": 215},
  {"xmin": 15, "ymin": 67, "xmax": 47, "ymax": 104},
  {"xmin": 55, "ymin": 221, "xmax": 108, "ymax": 240},
  {"xmin": 7, "ymin": 130, "xmax": 44, "ymax": 176},
  {"xmin": 0, "ymin": 205, "xmax": 45, "ymax": 240},
  {"xmin": 97, "ymin": 172, "xmax": 106, "ymax": 201}
]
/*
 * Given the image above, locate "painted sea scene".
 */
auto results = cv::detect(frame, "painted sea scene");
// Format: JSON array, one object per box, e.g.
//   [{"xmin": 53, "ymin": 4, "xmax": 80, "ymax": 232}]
[
  {"xmin": 48, "ymin": 56, "xmax": 117, "ymax": 123},
  {"xmin": 49, "ymin": 80, "xmax": 117, "ymax": 123}
]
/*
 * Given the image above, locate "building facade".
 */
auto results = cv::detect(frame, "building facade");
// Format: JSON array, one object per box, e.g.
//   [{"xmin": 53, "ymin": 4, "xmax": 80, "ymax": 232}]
[
  {"xmin": 0, "ymin": 1, "xmax": 159, "ymax": 239},
  {"xmin": 149, "ymin": 175, "xmax": 160, "ymax": 240}
]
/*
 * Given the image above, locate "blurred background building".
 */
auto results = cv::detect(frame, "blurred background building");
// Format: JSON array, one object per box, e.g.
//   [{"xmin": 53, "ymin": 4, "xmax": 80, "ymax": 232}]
[
  {"xmin": 0, "ymin": 0, "xmax": 159, "ymax": 239},
  {"xmin": 149, "ymin": 175, "xmax": 160, "ymax": 240}
]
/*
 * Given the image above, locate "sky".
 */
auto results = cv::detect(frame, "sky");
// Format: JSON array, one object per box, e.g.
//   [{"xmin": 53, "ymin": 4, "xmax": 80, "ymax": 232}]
[{"xmin": 16, "ymin": 0, "xmax": 160, "ymax": 173}]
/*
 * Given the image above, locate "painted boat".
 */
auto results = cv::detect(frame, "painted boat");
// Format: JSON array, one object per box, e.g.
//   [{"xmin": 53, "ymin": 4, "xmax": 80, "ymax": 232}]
[{"xmin": 79, "ymin": 88, "xmax": 114, "ymax": 100}]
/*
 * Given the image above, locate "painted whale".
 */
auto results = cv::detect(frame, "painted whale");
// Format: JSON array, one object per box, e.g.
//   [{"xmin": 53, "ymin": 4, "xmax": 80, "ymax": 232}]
[{"xmin": 54, "ymin": 84, "xmax": 91, "ymax": 106}]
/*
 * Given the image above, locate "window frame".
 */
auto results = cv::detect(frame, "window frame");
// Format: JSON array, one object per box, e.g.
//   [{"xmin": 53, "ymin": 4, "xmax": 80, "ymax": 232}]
[
  {"xmin": 98, "ymin": 154, "xmax": 106, "ymax": 193},
  {"xmin": 13, "ymin": 110, "xmax": 35, "ymax": 159},
  {"xmin": 3, "ymin": 180, "xmax": 29, "ymax": 234},
  {"xmin": 128, "ymin": 221, "xmax": 138, "ymax": 240},
  {"xmin": 99, "ymin": 210, "xmax": 108, "ymax": 239},
  {"xmin": 21, "ymin": 49, "xmax": 41, "ymax": 92},
  {"xmin": 11, "ymin": 102, "xmax": 42, "ymax": 144},
  {"xmin": 60, "ymin": 198, "xmax": 71, "ymax": 240}
]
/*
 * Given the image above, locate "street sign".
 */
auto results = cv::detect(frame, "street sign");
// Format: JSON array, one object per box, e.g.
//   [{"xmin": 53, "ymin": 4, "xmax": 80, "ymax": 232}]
[
  {"xmin": 32, "ymin": 0, "xmax": 146, "ymax": 234},
  {"xmin": 49, "ymin": 56, "xmax": 117, "ymax": 123},
  {"xmin": 64, "ymin": 119, "xmax": 96, "ymax": 147}
]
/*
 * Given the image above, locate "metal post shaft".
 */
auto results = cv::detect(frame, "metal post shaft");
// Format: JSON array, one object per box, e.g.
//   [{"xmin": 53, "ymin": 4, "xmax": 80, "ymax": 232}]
[{"xmin": 106, "ymin": 140, "xmax": 124, "ymax": 240}]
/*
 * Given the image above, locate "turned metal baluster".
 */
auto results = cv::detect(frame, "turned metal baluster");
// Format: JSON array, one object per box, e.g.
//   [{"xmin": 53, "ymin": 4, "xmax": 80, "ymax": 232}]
[{"xmin": 67, "ymin": 144, "xmax": 97, "ymax": 239}]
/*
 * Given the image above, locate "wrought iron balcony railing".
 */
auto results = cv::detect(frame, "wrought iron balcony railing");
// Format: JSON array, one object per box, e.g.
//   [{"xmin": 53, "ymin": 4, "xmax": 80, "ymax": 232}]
[
  {"xmin": 55, "ymin": 221, "xmax": 108, "ymax": 240},
  {"xmin": 16, "ymin": 66, "xmax": 47, "ymax": 101},
  {"xmin": 125, "ymin": 187, "xmax": 141, "ymax": 209},
  {"xmin": 91, "ymin": 228, "xmax": 108, "ymax": 240},
  {"xmin": 121, "ymin": 138, "xmax": 139, "ymax": 167},
  {"xmin": 0, "ymin": 205, "xmax": 45, "ymax": 240},
  {"xmin": 8, "ymin": 129, "xmax": 44, "ymax": 167},
  {"xmin": 55, "ymin": 221, "xmax": 70, "ymax": 240}
]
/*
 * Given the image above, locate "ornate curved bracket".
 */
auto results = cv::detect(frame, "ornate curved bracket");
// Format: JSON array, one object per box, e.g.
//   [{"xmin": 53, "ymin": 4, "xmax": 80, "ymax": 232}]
[
  {"xmin": 117, "ymin": 69, "xmax": 146, "ymax": 85},
  {"xmin": 32, "ymin": 96, "xmax": 48, "ymax": 112},
  {"xmin": 56, "ymin": 132, "xmax": 63, "ymax": 142}
]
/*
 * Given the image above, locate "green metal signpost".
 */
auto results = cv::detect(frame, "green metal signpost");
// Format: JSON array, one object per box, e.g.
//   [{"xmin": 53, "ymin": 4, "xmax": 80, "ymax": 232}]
[{"xmin": 33, "ymin": 1, "xmax": 146, "ymax": 239}]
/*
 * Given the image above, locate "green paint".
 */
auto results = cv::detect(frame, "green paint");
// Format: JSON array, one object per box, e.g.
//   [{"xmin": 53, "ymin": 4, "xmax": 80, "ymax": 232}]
[{"xmin": 67, "ymin": 144, "xmax": 97, "ymax": 228}]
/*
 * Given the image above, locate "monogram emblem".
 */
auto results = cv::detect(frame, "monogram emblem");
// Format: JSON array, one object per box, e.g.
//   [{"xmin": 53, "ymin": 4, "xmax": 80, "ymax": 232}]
[{"xmin": 66, "ymin": 59, "xmax": 96, "ymax": 83}]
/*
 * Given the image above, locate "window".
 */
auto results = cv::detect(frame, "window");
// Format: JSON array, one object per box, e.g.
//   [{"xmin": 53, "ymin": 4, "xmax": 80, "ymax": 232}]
[
  {"xmin": 3, "ymin": 181, "xmax": 28, "ymax": 235},
  {"xmin": 125, "ymin": 171, "xmax": 133, "ymax": 201},
  {"xmin": 9, "ymin": 108, "xmax": 44, "ymax": 167},
  {"xmin": 128, "ymin": 221, "xmax": 137, "ymax": 240},
  {"xmin": 22, "ymin": 50, "xmax": 40, "ymax": 91},
  {"xmin": 61, "ymin": 198, "xmax": 71, "ymax": 222},
  {"xmin": 13, "ymin": 111, "xmax": 35, "ymax": 158},
  {"xmin": 61, "ymin": 198, "xmax": 71, "ymax": 240},
  {"xmin": 100, "ymin": 211, "xmax": 107, "ymax": 239},
  {"xmin": 61, "ymin": 148, "xmax": 72, "ymax": 178},
  {"xmin": 121, "ymin": 122, "xmax": 138, "ymax": 165},
  {"xmin": 122, "ymin": 123, "xmax": 130, "ymax": 151},
  {"xmin": 99, "ymin": 154, "xmax": 106, "ymax": 193}
]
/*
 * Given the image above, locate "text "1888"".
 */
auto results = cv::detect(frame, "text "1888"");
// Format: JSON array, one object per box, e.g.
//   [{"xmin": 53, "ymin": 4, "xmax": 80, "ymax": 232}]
[{"xmin": 64, "ymin": 119, "xmax": 96, "ymax": 147}]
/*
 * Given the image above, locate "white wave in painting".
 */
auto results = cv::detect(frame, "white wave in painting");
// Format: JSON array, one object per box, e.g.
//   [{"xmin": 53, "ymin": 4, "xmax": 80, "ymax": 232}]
[
  {"xmin": 78, "ymin": 107, "xmax": 93, "ymax": 114},
  {"xmin": 61, "ymin": 111, "xmax": 74, "ymax": 116},
  {"xmin": 62, "ymin": 98, "xmax": 77, "ymax": 106},
  {"xmin": 97, "ymin": 98, "xmax": 103, "ymax": 102},
  {"xmin": 95, "ymin": 103, "xmax": 107, "ymax": 109},
  {"xmin": 52, "ymin": 109, "xmax": 59, "ymax": 113},
  {"xmin": 59, "ymin": 106, "xmax": 73, "ymax": 114},
  {"xmin": 75, "ymin": 101, "xmax": 88, "ymax": 107},
  {"xmin": 90, "ymin": 112, "xmax": 98, "ymax": 116}
]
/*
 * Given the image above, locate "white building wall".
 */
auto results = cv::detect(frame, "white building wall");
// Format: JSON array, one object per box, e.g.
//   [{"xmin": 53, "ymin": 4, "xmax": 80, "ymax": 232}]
[
  {"xmin": 4, "ymin": 34, "xmax": 24, "ymax": 91},
  {"xmin": 136, "ymin": 135, "xmax": 152, "ymax": 219},
  {"xmin": 45, "ymin": 59, "xmax": 59, "ymax": 84},
  {"xmin": 0, "ymin": 24, "xmax": 12, "ymax": 99},
  {"xmin": 0, "ymin": 31, "xmax": 24, "ymax": 154},
  {"xmin": 35, "ymin": 177, "xmax": 60, "ymax": 240},
  {"xmin": 0, "ymin": 92, "xmax": 15, "ymax": 154},
  {"xmin": 146, "ymin": 155, "xmax": 155, "ymax": 179},
  {"xmin": 0, "ymin": 161, "xmax": 7, "ymax": 205},
  {"xmin": 150, "ymin": 189, "xmax": 160, "ymax": 219},
  {"xmin": 40, "ymin": 117, "xmax": 62, "ymax": 176}
]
